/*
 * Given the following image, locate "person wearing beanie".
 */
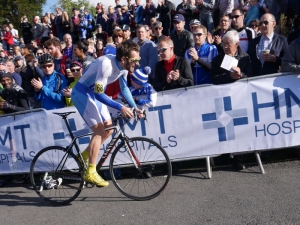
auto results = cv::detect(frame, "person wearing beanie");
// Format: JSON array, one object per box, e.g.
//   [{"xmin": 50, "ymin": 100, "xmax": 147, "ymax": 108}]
[
  {"xmin": 62, "ymin": 61, "xmax": 83, "ymax": 106},
  {"xmin": 0, "ymin": 72, "xmax": 30, "ymax": 114},
  {"xmin": 119, "ymin": 66, "xmax": 157, "ymax": 107}
]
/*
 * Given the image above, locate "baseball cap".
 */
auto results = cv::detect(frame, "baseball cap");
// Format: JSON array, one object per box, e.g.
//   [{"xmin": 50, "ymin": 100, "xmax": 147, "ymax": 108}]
[
  {"xmin": 153, "ymin": 21, "xmax": 162, "ymax": 28},
  {"xmin": 14, "ymin": 56, "xmax": 22, "ymax": 61},
  {"xmin": 122, "ymin": 25, "xmax": 130, "ymax": 31},
  {"xmin": 173, "ymin": 14, "xmax": 185, "ymax": 22},
  {"xmin": 189, "ymin": 19, "xmax": 201, "ymax": 26}
]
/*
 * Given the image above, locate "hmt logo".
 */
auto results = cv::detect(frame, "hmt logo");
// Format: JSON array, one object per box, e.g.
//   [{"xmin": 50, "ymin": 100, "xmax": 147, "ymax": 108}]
[{"xmin": 202, "ymin": 96, "xmax": 248, "ymax": 142}]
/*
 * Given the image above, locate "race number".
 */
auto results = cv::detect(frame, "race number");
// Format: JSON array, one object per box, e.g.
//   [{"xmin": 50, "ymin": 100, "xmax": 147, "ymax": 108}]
[{"xmin": 94, "ymin": 82, "xmax": 104, "ymax": 94}]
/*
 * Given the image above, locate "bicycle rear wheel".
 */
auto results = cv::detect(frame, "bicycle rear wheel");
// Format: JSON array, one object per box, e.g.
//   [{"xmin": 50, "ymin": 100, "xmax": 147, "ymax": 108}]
[
  {"xmin": 30, "ymin": 146, "xmax": 84, "ymax": 205},
  {"xmin": 109, "ymin": 137, "xmax": 172, "ymax": 200}
]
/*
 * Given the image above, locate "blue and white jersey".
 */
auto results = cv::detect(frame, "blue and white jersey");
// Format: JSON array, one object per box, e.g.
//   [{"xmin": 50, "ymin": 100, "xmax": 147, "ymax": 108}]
[{"xmin": 185, "ymin": 42, "xmax": 218, "ymax": 85}]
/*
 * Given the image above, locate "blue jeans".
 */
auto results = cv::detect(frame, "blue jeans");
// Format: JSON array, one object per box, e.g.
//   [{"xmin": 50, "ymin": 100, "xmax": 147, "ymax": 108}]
[{"xmin": 200, "ymin": 14, "xmax": 214, "ymax": 34}]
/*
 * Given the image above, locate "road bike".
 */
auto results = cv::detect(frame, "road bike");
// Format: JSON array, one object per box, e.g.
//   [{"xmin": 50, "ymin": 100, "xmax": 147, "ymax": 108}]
[{"xmin": 30, "ymin": 111, "xmax": 172, "ymax": 205}]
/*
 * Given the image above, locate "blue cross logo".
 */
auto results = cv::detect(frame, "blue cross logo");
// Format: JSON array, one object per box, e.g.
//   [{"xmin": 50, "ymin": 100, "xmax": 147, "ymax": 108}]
[
  {"xmin": 202, "ymin": 96, "xmax": 248, "ymax": 142},
  {"xmin": 53, "ymin": 118, "xmax": 90, "ymax": 145}
]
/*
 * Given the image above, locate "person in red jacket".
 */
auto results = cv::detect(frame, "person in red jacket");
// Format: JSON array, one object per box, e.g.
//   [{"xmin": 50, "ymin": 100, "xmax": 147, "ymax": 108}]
[{"xmin": 2, "ymin": 26, "xmax": 14, "ymax": 55}]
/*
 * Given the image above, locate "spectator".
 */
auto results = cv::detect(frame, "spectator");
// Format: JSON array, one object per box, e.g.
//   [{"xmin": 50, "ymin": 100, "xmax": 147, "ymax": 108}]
[
  {"xmin": 122, "ymin": 25, "xmax": 132, "ymax": 41},
  {"xmin": 41, "ymin": 16, "xmax": 52, "ymax": 46},
  {"xmin": 95, "ymin": 24, "xmax": 108, "ymax": 45},
  {"xmin": 282, "ymin": 35, "xmax": 300, "ymax": 73},
  {"xmin": 8, "ymin": 23, "xmax": 19, "ymax": 46},
  {"xmin": 2, "ymin": 26, "xmax": 14, "ymax": 55},
  {"xmin": 62, "ymin": 11, "xmax": 73, "ymax": 36},
  {"xmin": 156, "ymin": 0, "xmax": 176, "ymax": 36},
  {"xmin": 78, "ymin": 14, "xmax": 88, "ymax": 41},
  {"xmin": 117, "ymin": 5, "xmax": 131, "ymax": 28},
  {"xmin": 48, "ymin": 30, "xmax": 59, "ymax": 41},
  {"xmin": 62, "ymin": 61, "xmax": 83, "ymax": 106},
  {"xmin": 103, "ymin": 37, "xmax": 116, "ymax": 56},
  {"xmin": 20, "ymin": 16, "xmax": 33, "ymax": 46},
  {"xmin": 189, "ymin": 19, "xmax": 201, "ymax": 32},
  {"xmin": 154, "ymin": 37, "xmax": 193, "ymax": 91},
  {"xmin": 143, "ymin": 0, "xmax": 157, "ymax": 26},
  {"xmin": 249, "ymin": 19, "xmax": 261, "ymax": 36},
  {"xmin": 71, "ymin": 8, "xmax": 80, "ymax": 43},
  {"xmin": 248, "ymin": 13, "xmax": 289, "ymax": 76},
  {"xmin": 136, "ymin": 25, "xmax": 158, "ymax": 83},
  {"xmin": 212, "ymin": 13, "xmax": 232, "ymax": 53},
  {"xmin": 171, "ymin": 14, "xmax": 194, "ymax": 57},
  {"xmin": 231, "ymin": 8, "xmax": 255, "ymax": 53},
  {"xmin": 44, "ymin": 38, "xmax": 68, "ymax": 75},
  {"xmin": 17, "ymin": 54, "xmax": 39, "ymax": 108},
  {"xmin": 82, "ymin": 7, "xmax": 94, "ymax": 39},
  {"xmin": 73, "ymin": 41, "xmax": 95, "ymax": 71},
  {"xmin": 95, "ymin": 4, "xmax": 106, "ymax": 33},
  {"xmin": 0, "ymin": 49, "xmax": 8, "ymax": 61},
  {"xmin": 95, "ymin": 39, "xmax": 104, "ymax": 58},
  {"xmin": 120, "ymin": 66, "xmax": 157, "ymax": 107},
  {"xmin": 135, "ymin": 0, "xmax": 144, "ymax": 25},
  {"xmin": 210, "ymin": 30, "xmax": 253, "ymax": 84},
  {"xmin": 32, "ymin": 16, "xmax": 44, "ymax": 46},
  {"xmin": 6, "ymin": 59, "xmax": 22, "ymax": 86},
  {"xmin": 185, "ymin": 25, "xmax": 218, "ymax": 85},
  {"xmin": 55, "ymin": 7, "xmax": 64, "ymax": 41},
  {"xmin": 198, "ymin": 0, "xmax": 215, "ymax": 33},
  {"xmin": 31, "ymin": 53, "xmax": 67, "ymax": 110},
  {"xmin": 244, "ymin": 0, "xmax": 260, "ymax": 26},
  {"xmin": 30, "ymin": 40, "xmax": 39, "ymax": 55},
  {"xmin": 0, "ymin": 72, "xmax": 29, "ymax": 113},
  {"xmin": 107, "ymin": 6, "xmax": 117, "ymax": 36},
  {"xmin": 152, "ymin": 22, "xmax": 166, "ymax": 45},
  {"xmin": 36, "ymin": 48, "xmax": 45, "ymax": 58},
  {"xmin": 62, "ymin": 33, "xmax": 74, "ymax": 60},
  {"xmin": 50, "ymin": 13, "xmax": 57, "ymax": 37},
  {"xmin": 219, "ymin": 0, "xmax": 234, "ymax": 15}
]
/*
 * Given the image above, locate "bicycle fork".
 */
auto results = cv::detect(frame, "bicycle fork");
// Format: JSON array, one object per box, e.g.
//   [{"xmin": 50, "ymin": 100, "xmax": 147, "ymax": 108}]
[{"xmin": 124, "ymin": 141, "xmax": 141, "ymax": 169}]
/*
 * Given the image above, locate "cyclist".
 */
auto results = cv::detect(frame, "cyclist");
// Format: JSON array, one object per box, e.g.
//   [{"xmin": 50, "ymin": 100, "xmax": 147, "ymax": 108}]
[{"xmin": 71, "ymin": 40, "xmax": 142, "ymax": 187}]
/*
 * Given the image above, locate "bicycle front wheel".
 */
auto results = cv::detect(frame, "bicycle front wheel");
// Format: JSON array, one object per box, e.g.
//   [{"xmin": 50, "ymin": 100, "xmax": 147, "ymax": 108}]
[
  {"xmin": 110, "ymin": 137, "xmax": 172, "ymax": 200},
  {"xmin": 30, "ymin": 146, "xmax": 84, "ymax": 205}
]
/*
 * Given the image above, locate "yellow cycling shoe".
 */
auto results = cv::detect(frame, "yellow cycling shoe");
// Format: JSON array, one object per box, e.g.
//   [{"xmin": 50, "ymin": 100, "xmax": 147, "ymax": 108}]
[{"xmin": 83, "ymin": 172, "xmax": 109, "ymax": 187}]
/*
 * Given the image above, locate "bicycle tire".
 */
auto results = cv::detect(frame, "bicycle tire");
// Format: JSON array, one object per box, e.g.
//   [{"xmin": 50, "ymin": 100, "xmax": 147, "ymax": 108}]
[
  {"xmin": 30, "ymin": 146, "xmax": 84, "ymax": 205},
  {"xmin": 109, "ymin": 137, "xmax": 172, "ymax": 200}
]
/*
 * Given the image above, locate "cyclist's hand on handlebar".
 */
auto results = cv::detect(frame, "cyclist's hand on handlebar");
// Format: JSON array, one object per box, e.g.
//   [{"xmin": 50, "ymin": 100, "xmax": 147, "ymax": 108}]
[
  {"xmin": 134, "ymin": 108, "xmax": 144, "ymax": 119},
  {"xmin": 120, "ymin": 106, "xmax": 134, "ymax": 119}
]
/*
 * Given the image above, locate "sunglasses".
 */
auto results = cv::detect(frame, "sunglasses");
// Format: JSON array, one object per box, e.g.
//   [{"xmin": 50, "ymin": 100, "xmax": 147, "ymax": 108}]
[
  {"xmin": 70, "ymin": 68, "xmax": 81, "ymax": 72},
  {"xmin": 158, "ymin": 47, "xmax": 168, "ymax": 53},
  {"xmin": 193, "ymin": 33, "xmax": 204, "ymax": 37},
  {"xmin": 41, "ymin": 64, "xmax": 53, "ymax": 69},
  {"xmin": 250, "ymin": 24, "xmax": 257, "ymax": 28},
  {"xmin": 231, "ymin": 15, "xmax": 241, "ymax": 19},
  {"xmin": 155, "ymin": 27, "xmax": 162, "ymax": 30},
  {"xmin": 37, "ymin": 52, "xmax": 43, "ymax": 55},
  {"xmin": 259, "ymin": 20, "xmax": 272, "ymax": 26},
  {"xmin": 126, "ymin": 56, "xmax": 140, "ymax": 63}
]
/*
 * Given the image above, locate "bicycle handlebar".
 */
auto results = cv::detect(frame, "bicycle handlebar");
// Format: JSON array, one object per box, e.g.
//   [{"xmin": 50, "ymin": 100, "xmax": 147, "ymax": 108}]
[{"xmin": 112, "ymin": 108, "xmax": 147, "ymax": 123}]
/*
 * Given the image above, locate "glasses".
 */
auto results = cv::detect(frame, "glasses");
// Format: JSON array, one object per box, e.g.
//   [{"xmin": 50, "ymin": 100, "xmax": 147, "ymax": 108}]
[
  {"xmin": 37, "ymin": 52, "xmax": 43, "ymax": 55},
  {"xmin": 126, "ymin": 56, "xmax": 140, "ymax": 63},
  {"xmin": 193, "ymin": 33, "xmax": 205, "ymax": 37},
  {"xmin": 70, "ymin": 68, "xmax": 81, "ymax": 72},
  {"xmin": 250, "ymin": 24, "xmax": 257, "ymax": 28},
  {"xmin": 41, "ymin": 64, "xmax": 53, "ymax": 69},
  {"xmin": 259, "ymin": 20, "xmax": 273, "ymax": 26},
  {"xmin": 155, "ymin": 27, "xmax": 162, "ymax": 30},
  {"xmin": 231, "ymin": 15, "xmax": 241, "ymax": 19},
  {"xmin": 158, "ymin": 47, "xmax": 169, "ymax": 53}
]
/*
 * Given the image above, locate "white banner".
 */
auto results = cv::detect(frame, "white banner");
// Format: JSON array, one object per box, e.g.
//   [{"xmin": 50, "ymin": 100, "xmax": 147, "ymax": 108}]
[{"xmin": 1, "ymin": 74, "xmax": 300, "ymax": 174}]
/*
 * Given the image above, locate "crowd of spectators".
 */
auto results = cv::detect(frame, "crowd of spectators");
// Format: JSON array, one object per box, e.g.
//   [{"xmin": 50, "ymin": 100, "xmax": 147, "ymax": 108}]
[{"xmin": 0, "ymin": 0, "xmax": 300, "ymax": 185}]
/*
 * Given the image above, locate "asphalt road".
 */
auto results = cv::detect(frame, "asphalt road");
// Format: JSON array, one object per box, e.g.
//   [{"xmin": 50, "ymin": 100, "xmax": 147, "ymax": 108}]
[{"xmin": 1, "ymin": 157, "xmax": 300, "ymax": 225}]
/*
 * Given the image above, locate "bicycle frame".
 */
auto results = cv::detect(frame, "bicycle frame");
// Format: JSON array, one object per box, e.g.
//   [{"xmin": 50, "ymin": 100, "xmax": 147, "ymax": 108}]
[{"xmin": 56, "ymin": 116, "xmax": 141, "ymax": 174}]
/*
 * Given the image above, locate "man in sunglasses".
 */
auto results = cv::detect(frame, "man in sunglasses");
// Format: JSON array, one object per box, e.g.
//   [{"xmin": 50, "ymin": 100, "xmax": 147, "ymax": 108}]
[
  {"xmin": 31, "ymin": 53, "xmax": 67, "ymax": 110},
  {"xmin": 185, "ymin": 25, "xmax": 218, "ymax": 85},
  {"xmin": 231, "ymin": 8, "xmax": 255, "ymax": 53},
  {"xmin": 71, "ymin": 41, "xmax": 143, "ymax": 187},
  {"xmin": 248, "ymin": 13, "xmax": 288, "ymax": 76},
  {"xmin": 212, "ymin": 13, "xmax": 232, "ymax": 54},
  {"xmin": 154, "ymin": 37, "xmax": 193, "ymax": 91},
  {"xmin": 152, "ymin": 22, "xmax": 165, "ymax": 45}
]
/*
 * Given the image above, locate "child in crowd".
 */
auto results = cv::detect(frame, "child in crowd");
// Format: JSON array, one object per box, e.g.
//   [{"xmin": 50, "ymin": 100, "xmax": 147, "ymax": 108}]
[{"xmin": 119, "ymin": 66, "xmax": 157, "ymax": 108}]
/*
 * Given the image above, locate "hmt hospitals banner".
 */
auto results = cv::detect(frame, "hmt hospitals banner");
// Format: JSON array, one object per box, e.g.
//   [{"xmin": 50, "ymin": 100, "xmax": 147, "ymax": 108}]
[{"xmin": 1, "ymin": 74, "xmax": 300, "ymax": 174}]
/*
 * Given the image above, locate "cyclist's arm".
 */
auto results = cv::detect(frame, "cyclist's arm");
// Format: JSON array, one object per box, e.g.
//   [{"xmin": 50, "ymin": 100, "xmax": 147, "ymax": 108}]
[{"xmin": 118, "ymin": 74, "xmax": 137, "ymax": 108}]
